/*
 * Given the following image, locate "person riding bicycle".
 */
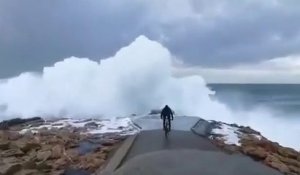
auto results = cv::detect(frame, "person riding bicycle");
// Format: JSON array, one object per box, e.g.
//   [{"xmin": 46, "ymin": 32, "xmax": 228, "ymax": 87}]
[{"xmin": 160, "ymin": 105, "xmax": 174, "ymax": 131}]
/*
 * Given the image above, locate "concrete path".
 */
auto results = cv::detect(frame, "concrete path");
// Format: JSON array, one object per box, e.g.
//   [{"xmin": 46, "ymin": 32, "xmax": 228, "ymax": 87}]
[
  {"xmin": 132, "ymin": 115, "xmax": 200, "ymax": 131},
  {"xmin": 123, "ymin": 130, "xmax": 219, "ymax": 162},
  {"xmin": 115, "ymin": 150, "xmax": 282, "ymax": 175},
  {"xmin": 106, "ymin": 116, "xmax": 283, "ymax": 175}
]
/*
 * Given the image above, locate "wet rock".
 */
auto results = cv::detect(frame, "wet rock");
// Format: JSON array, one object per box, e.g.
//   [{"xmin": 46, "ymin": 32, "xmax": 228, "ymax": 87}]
[
  {"xmin": 210, "ymin": 121, "xmax": 300, "ymax": 175},
  {"xmin": 0, "ymin": 163, "xmax": 22, "ymax": 175},
  {"xmin": 84, "ymin": 122, "xmax": 99, "ymax": 128},
  {"xmin": 0, "ymin": 117, "xmax": 43, "ymax": 129},
  {"xmin": 101, "ymin": 139, "xmax": 117, "ymax": 147}
]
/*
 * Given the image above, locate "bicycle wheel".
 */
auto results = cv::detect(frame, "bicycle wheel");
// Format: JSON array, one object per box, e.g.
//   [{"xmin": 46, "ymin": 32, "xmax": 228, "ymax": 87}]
[{"xmin": 164, "ymin": 119, "xmax": 170, "ymax": 136}]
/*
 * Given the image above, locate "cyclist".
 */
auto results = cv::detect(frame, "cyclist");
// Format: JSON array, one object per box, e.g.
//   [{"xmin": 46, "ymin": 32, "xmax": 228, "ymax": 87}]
[{"xmin": 160, "ymin": 105, "xmax": 174, "ymax": 131}]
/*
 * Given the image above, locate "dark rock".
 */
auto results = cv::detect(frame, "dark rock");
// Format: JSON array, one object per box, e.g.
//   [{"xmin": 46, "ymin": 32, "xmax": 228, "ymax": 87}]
[
  {"xmin": 239, "ymin": 126, "xmax": 260, "ymax": 135},
  {"xmin": 0, "ymin": 117, "xmax": 43, "ymax": 129},
  {"xmin": 84, "ymin": 122, "xmax": 99, "ymax": 128},
  {"xmin": 229, "ymin": 123, "xmax": 239, "ymax": 128},
  {"xmin": 0, "ymin": 163, "xmax": 22, "ymax": 175},
  {"xmin": 17, "ymin": 141, "xmax": 41, "ymax": 153},
  {"xmin": 149, "ymin": 109, "xmax": 161, "ymax": 115},
  {"xmin": 63, "ymin": 168, "xmax": 90, "ymax": 175},
  {"xmin": 1, "ymin": 149, "xmax": 24, "ymax": 157},
  {"xmin": 15, "ymin": 169, "xmax": 40, "ymax": 175},
  {"xmin": 36, "ymin": 161, "xmax": 52, "ymax": 171},
  {"xmin": 22, "ymin": 158, "xmax": 37, "ymax": 169},
  {"xmin": 101, "ymin": 140, "xmax": 117, "ymax": 147},
  {"xmin": 53, "ymin": 158, "xmax": 68, "ymax": 170},
  {"xmin": 0, "ymin": 141, "xmax": 10, "ymax": 150}
]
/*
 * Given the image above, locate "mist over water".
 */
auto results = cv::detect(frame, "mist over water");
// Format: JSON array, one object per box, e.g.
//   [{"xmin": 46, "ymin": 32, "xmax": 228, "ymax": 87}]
[{"xmin": 0, "ymin": 36, "xmax": 299, "ymax": 149}]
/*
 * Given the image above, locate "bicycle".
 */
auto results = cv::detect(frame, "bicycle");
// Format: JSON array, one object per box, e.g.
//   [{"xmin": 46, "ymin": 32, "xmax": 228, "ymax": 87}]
[{"xmin": 163, "ymin": 118, "xmax": 171, "ymax": 137}]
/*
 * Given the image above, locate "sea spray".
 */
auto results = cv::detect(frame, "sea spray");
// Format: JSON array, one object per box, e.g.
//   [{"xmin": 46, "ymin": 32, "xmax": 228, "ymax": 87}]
[{"xmin": 0, "ymin": 35, "xmax": 299, "ymax": 149}]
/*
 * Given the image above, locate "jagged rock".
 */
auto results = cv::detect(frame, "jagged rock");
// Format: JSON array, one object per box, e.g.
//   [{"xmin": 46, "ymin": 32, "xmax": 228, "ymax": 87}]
[
  {"xmin": 65, "ymin": 149, "xmax": 80, "ymax": 162},
  {"xmin": 242, "ymin": 146, "xmax": 268, "ymax": 160},
  {"xmin": 0, "ymin": 130, "xmax": 6, "ymax": 138},
  {"xmin": 36, "ymin": 161, "xmax": 52, "ymax": 171},
  {"xmin": 0, "ymin": 163, "xmax": 22, "ymax": 175},
  {"xmin": 239, "ymin": 126, "xmax": 260, "ymax": 135},
  {"xmin": 53, "ymin": 158, "xmax": 68, "ymax": 170},
  {"xmin": 2, "ymin": 157, "xmax": 21, "ymax": 164},
  {"xmin": 229, "ymin": 123, "xmax": 239, "ymax": 128},
  {"xmin": 51, "ymin": 170, "xmax": 65, "ymax": 175},
  {"xmin": 51, "ymin": 145, "xmax": 63, "ymax": 159},
  {"xmin": 210, "ymin": 121, "xmax": 300, "ymax": 175},
  {"xmin": 101, "ymin": 139, "xmax": 117, "ymax": 147},
  {"xmin": 16, "ymin": 141, "xmax": 41, "ymax": 153},
  {"xmin": 15, "ymin": 169, "xmax": 40, "ymax": 175},
  {"xmin": 264, "ymin": 154, "xmax": 290, "ymax": 174},
  {"xmin": 101, "ymin": 146, "xmax": 114, "ymax": 154},
  {"xmin": 288, "ymin": 165, "xmax": 300, "ymax": 174},
  {"xmin": 8, "ymin": 131, "xmax": 22, "ymax": 141},
  {"xmin": 37, "ymin": 150, "xmax": 52, "ymax": 161},
  {"xmin": 277, "ymin": 155, "xmax": 300, "ymax": 167},
  {"xmin": 0, "ymin": 141, "xmax": 10, "ymax": 150},
  {"xmin": 0, "ymin": 117, "xmax": 43, "ymax": 129},
  {"xmin": 79, "ymin": 154, "xmax": 106, "ymax": 171},
  {"xmin": 223, "ymin": 144, "xmax": 240, "ymax": 154},
  {"xmin": 22, "ymin": 158, "xmax": 37, "ymax": 169},
  {"xmin": 1, "ymin": 149, "xmax": 24, "ymax": 157},
  {"xmin": 278, "ymin": 147, "xmax": 299, "ymax": 159}
]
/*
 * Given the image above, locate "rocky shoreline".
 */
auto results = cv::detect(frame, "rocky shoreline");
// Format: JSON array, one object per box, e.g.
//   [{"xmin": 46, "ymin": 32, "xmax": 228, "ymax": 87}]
[
  {"xmin": 209, "ymin": 121, "xmax": 300, "ymax": 175},
  {"xmin": 0, "ymin": 117, "xmax": 138, "ymax": 175},
  {"xmin": 1, "ymin": 116, "xmax": 299, "ymax": 175}
]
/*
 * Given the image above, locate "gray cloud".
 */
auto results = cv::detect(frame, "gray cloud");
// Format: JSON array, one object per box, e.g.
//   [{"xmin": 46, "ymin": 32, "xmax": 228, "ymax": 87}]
[{"xmin": 1, "ymin": 0, "xmax": 300, "ymax": 78}]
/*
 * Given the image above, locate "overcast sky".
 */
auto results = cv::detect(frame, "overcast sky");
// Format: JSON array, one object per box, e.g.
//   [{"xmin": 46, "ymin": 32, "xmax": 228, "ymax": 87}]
[{"xmin": 1, "ymin": 0, "xmax": 300, "ymax": 82}]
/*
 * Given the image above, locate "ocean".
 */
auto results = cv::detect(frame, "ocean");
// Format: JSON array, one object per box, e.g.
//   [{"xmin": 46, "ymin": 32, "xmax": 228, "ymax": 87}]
[{"xmin": 208, "ymin": 84, "xmax": 300, "ymax": 118}]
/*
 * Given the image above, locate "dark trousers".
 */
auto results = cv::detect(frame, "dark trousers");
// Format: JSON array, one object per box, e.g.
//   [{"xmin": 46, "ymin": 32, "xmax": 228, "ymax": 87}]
[{"xmin": 163, "ymin": 116, "xmax": 171, "ymax": 130}]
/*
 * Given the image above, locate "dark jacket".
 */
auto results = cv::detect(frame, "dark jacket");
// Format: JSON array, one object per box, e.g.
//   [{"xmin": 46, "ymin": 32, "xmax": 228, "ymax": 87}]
[{"xmin": 160, "ymin": 105, "xmax": 174, "ymax": 120}]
